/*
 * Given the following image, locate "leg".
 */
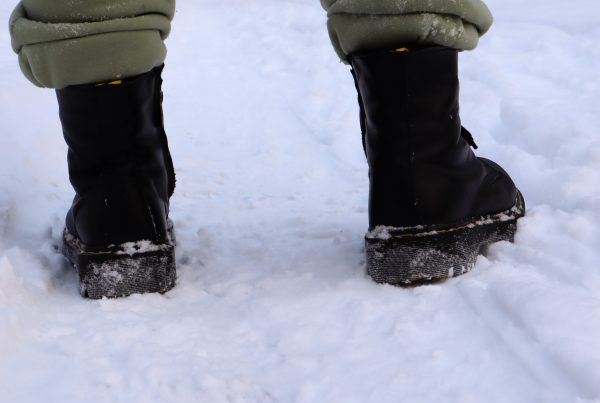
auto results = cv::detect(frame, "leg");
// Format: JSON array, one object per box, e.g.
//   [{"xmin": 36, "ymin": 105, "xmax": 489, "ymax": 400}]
[
  {"xmin": 321, "ymin": 1, "xmax": 525, "ymax": 284},
  {"xmin": 9, "ymin": 1, "xmax": 178, "ymax": 298}
]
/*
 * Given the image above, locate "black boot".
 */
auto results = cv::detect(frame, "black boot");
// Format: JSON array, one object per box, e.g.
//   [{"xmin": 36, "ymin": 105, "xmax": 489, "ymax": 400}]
[
  {"xmin": 56, "ymin": 66, "xmax": 177, "ymax": 298},
  {"xmin": 349, "ymin": 46, "xmax": 525, "ymax": 284}
]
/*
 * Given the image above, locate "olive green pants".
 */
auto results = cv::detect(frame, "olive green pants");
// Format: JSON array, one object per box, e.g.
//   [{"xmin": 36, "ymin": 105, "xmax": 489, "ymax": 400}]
[{"xmin": 10, "ymin": 0, "xmax": 492, "ymax": 89}]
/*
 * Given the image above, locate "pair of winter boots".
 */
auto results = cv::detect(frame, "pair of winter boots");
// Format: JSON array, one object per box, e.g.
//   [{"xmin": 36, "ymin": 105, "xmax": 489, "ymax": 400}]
[{"xmin": 58, "ymin": 47, "xmax": 524, "ymax": 299}]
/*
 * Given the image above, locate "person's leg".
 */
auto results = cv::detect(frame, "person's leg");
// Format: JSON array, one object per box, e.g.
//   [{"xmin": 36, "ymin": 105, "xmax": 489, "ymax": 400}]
[
  {"xmin": 9, "ymin": 1, "xmax": 178, "ymax": 298},
  {"xmin": 321, "ymin": 1, "xmax": 525, "ymax": 284}
]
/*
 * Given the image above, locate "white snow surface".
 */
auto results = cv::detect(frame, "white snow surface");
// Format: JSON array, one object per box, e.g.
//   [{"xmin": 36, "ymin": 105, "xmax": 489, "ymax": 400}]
[{"xmin": 1, "ymin": 1, "xmax": 600, "ymax": 402}]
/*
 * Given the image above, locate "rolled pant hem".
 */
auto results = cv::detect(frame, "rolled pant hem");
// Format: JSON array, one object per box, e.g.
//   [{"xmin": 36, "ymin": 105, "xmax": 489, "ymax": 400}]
[
  {"xmin": 17, "ymin": 31, "xmax": 168, "ymax": 88},
  {"xmin": 10, "ymin": 3, "xmax": 173, "ymax": 88},
  {"xmin": 327, "ymin": 13, "xmax": 484, "ymax": 63}
]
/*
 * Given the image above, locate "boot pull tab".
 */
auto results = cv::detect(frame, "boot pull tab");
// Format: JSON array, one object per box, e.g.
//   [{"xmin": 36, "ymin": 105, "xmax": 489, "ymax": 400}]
[{"xmin": 460, "ymin": 126, "xmax": 479, "ymax": 150}]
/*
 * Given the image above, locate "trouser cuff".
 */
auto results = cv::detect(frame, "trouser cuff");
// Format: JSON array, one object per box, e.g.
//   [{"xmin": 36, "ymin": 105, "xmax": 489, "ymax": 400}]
[
  {"xmin": 10, "ymin": 4, "xmax": 173, "ymax": 88},
  {"xmin": 321, "ymin": 0, "xmax": 493, "ymax": 62}
]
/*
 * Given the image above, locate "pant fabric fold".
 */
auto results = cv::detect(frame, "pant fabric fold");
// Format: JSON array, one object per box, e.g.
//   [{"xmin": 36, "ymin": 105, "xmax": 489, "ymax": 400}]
[
  {"xmin": 321, "ymin": 0, "xmax": 493, "ymax": 62},
  {"xmin": 9, "ymin": 0, "xmax": 175, "ymax": 88}
]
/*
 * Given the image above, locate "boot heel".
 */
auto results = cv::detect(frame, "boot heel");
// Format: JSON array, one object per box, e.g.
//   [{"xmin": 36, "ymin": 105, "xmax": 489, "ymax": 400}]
[
  {"xmin": 62, "ymin": 228, "xmax": 176, "ymax": 299},
  {"xmin": 365, "ymin": 194, "xmax": 524, "ymax": 285}
]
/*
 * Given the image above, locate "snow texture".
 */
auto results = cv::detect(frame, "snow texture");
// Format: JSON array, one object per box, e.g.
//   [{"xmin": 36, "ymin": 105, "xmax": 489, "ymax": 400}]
[{"xmin": 1, "ymin": 0, "xmax": 600, "ymax": 402}]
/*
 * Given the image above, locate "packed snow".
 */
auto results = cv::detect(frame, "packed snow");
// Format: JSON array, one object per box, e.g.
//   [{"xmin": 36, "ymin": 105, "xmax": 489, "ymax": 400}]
[{"xmin": 1, "ymin": 0, "xmax": 600, "ymax": 402}]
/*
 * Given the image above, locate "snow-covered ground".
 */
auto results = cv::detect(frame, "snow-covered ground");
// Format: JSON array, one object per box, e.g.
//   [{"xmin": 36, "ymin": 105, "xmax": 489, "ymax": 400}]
[{"xmin": 1, "ymin": 1, "xmax": 600, "ymax": 402}]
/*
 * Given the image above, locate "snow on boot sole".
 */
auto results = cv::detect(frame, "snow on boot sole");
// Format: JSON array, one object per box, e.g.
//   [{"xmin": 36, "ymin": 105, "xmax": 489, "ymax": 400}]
[
  {"xmin": 365, "ymin": 192, "xmax": 525, "ymax": 285},
  {"xmin": 62, "ymin": 225, "xmax": 176, "ymax": 299}
]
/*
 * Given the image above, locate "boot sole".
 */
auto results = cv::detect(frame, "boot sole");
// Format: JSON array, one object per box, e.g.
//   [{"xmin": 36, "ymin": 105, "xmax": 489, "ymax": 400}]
[
  {"xmin": 62, "ymin": 223, "xmax": 176, "ymax": 299},
  {"xmin": 365, "ymin": 192, "xmax": 525, "ymax": 285}
]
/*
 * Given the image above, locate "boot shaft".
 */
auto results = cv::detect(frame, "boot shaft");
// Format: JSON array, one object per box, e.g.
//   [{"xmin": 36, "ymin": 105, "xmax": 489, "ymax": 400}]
[
  {"xmin": 56, "ymin": 66, "xmax": 175, "ymax": 248},
  {"xmin": 56, "ymin": 66, "xmax": 175, "ymax": 200},
  {"xmin": 351, "ymin": 47, "xmax": 463, "ymax": 163},
  {"xmin": 350, "ymin": 47, "xmax": 514, "ymax": 228}
]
